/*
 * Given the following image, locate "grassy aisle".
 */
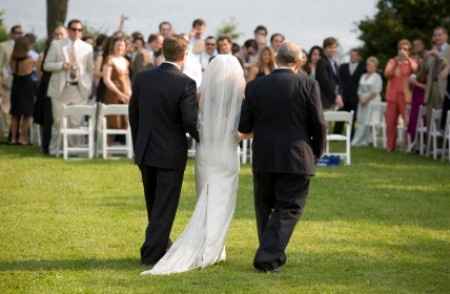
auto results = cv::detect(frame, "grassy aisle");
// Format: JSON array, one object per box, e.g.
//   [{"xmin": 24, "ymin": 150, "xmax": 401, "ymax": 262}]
[{"xmin": 0, "ymin": 145, "xmax": 449, "ymax": 293}]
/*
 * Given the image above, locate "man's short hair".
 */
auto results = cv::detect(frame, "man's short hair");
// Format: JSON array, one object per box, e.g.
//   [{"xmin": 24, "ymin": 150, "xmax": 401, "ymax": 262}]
[
  {"xmin": 205, "ymin": 36, "xmax": 215, "ymax": 42},
  {"xmin": 163, "ymin": 35, "xmax": 188, "ymax": 62},
  {"xmin": 67, "ymin": 19, "xmax": 82, "ymax": 29},
  {"xmin": 323, "ymin": 37, "xmax": 338, "ymax": 49},
  {"xmin": 24, "ymin": 33, "xmax": 37, "ymax": 44},
  {"xmin": 270, "ymin": 33, "xmax": 285, "ymax": 43},
  {"xmin": 10, "ymin": 25, "xmax": 22, "ymax": 34},
  {"xmin": 148, "ymin": 33, "xmax": 162, "ymax": 44},
  {"xmin": 217, "ymin": 35, "xmax": 232, "ymax": 45},
  {"xmin": 254, "ymin": 25, "xmax": 268, "ymax": 36},
  {"xmin": 159, "ymin": 21, "xmax": 172, "ymax": 31},
  {"xmin": 192, "ymin": 18, "xmax": 206, "ymax": 28},
  {"xmin": 243, "ymin": 39, "xmax": 258, "ymax": 50},
  {"xmin": 398, "ymin": 39, "xmax": 412, "ymax": 50},
  {"xmin": 276, "ymin": 42, "xmax": 302, "ymax": 66},
  {"xmin": 434, "ymin": 26, "xmax": 448, "ymax": 35}
]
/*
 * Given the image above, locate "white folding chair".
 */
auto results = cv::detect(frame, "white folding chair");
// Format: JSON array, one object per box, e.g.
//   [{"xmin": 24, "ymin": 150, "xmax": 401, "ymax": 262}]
[
  {"xmin": 368, "ymin": 102, "xmax": 386, "ymax": 148},
  {"xmin": 426, "ymin": 109, "xmax": 443, "ymax": 160},
  {"xmin": 324, "ymin": 111, "xmax": 354, "ymax": 165},
  {"xmin": 442, "ymin": 110, "xmax": 450, "ymax": 162},
  {"xmin": 98, "ymin": 103, "xmax": 133, "ymax": 159},
  {"xmin": 58, "ymin": 104, "xmax": 96, "ymax": 160},
  {"xmin": 240, "ymin": 139, "xmax": 252, "ymax": 164},
  {"xmin": 187, "ymin": 134, "xmax": 196, "ymax": 158},
  {"xmin": 407, "ymin": 105, "xmax": 428, "ymax": 155}
]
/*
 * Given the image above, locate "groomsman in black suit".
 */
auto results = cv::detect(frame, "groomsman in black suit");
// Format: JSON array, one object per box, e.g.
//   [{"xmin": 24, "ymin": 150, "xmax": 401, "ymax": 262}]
[
  {"xmin": 129, "ymin": 36, "xmax": 199, "ymax": 266},
  {"xmin": 239, "ymin": 42, "xmax": 326, "ymax": 273},
  {"xmin": 335, "ymin": 48, "xmax": 366, "ymax": 136},
  {"xmin": 315, "ymin": 37, "xmax": 343, "ymax": 110}
]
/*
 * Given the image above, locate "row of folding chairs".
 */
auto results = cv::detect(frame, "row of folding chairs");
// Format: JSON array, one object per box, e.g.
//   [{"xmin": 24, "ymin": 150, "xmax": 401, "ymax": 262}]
[{"xmin": 56, "ymin": 103, "xmax": 132, "ymax": 160}]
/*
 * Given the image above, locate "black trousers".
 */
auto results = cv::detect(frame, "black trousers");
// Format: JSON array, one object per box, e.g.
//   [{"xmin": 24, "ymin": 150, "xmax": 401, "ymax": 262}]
[
  {"xmin": 253, "ymin": 171, "xmax": 310, "ymax": 271},
  {"xmin": 334, "ymin": 102, "xmax": 357, "ymax": 137},
  {"xmin": 440, "ymin": 96, "xmax": 450, "ymax": 131},
  {"xmin": 139, "ymin": 165, "xmax": 185, "ymax": 265}
]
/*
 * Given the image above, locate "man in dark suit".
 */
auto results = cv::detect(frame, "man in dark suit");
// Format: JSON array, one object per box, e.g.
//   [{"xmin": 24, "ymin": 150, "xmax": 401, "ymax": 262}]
[
  {"xmin": 335, "ymin": 48, "xmax": 366, "ymax": 135},
  {"xmin": 239, "ymin": 42, "xmax": 326, "ymax": 273},
  {"xmin": 129, "ymin": 36, "xmax": 199, "ymax": 266},
  {"xmin": 315, "ymin": 37, "xmax": 343, "ymax": 110}
]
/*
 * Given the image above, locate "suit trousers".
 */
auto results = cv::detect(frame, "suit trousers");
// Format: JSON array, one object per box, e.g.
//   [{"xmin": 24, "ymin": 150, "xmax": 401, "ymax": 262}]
[
  {"xmin": 49, "ymin": 85, "xmax": 86, "ymax": 154},
  {"xmin": 139, "ymin": 164, "xmax": 185, "ymax": 265},
  {"xmin": 386, "ymin": 96, "xmax": 407, "ymax": 152},
  {"xmin": 253, "ymin": 171, "xmax": 310, "ymax": 271},
  {"xmin": 334, "ymin": 102, "xmax": 357, "ymax": 137}
]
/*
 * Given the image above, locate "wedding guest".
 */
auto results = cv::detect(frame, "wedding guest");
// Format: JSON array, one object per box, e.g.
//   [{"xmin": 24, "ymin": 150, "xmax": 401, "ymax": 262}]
[
  {"xmin": 9, "ymin": 36, "xmax": 35, "ymax": 145},
  {"xmin": 44, "ymin": 19, "xmax": 94, "ymax": 155},
  {"xmin": 131, "ymin": 36, "xmax": 151, "ymax": 79},
  {"xmin": 159, "ymin": 21, "xmax": 173, "ymax": 39},
  {"xmin": 189, "ymin": 18, "xmax": 206, "ymax": 54},
  {"xmin": 247, "ymin": 47, "xmax": 275, "ymax": 81},
  {"xmin": 254, "ymin": 25, "xmax": 268, "ymax": 51},
  {"xmin": 270, "ymin": 33, "xmax": 285, "ymax": 53},
  {"xmin": 424, "ymin": 27, "xmax": 450, "ymax": 129},
  {"xmin": 412, "ymin": 38, "xmax": 426, "ymax": 59},
  {"xmin": 316, "ymin": 37, "xmax": 343, "ymax": 110},
  {"xmin": 34, "ymin": 26, "xmax": 67, "ymax": 154},
  {"xmin": 24, "ymin": 33, "xmax": 40, "ymax": 85},
  {"xmin": 240, "ymin": 39, "xmax": 258, "ymax": 64},
  {"xmin": 216, "ymin": 35, "xmax": 232, "ymax": 55},
  {"xmin": 102, "ymin": 36, "xmax": 131, "ymax": 130},
  {"xmin": 352, "ymin": 57, "xmax": 383, "ymax": 146},
  {"xmin": 147, "ymin": 33, "xmax": 164, "ymax": 66},
  {"xmin": 406, "ymin": 56, "xmax": 427, "ymax": 144},
  {"xmin": 199, "ymin": 36, "xmax": 216, "ymax": 72},
  {"xmin": 384, "ymin": 39, "xmax": 417, "ymax": 152},
  {"xmin": 441, "ymin": 69, "xmax": 450, "ymax": 130},
  {"xmin": 304, "ymin": 45, "xmax": 322, "ymax": 79},
  {"xmin": 336, "ymin": 48, "xmax": 366, "ymax": 136},
  {"xmin": 0, "ymin": 25, "xmax": 23, "ymax": 139}
]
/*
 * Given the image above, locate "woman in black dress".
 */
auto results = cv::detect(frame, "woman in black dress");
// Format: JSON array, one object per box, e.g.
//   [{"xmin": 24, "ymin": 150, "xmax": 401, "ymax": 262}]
[
  {"xmin": 247, "ymin": 46, "xmax": 275, "ymax": 82},
  {"xmin": 10, "ymin": 37, "xmax": 35, "ymax": 145}
]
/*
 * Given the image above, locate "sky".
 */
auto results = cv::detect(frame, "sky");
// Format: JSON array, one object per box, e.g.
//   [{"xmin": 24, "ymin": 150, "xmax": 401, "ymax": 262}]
[{"xmin": 2, "ymin": 0, "xmax": 378, "ymax": 50}]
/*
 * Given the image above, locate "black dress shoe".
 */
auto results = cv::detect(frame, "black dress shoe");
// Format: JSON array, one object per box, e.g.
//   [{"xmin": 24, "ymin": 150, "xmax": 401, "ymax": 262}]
[{"xmin": 254, "ymin": 265, "xmax": 283, "ymax": 273}]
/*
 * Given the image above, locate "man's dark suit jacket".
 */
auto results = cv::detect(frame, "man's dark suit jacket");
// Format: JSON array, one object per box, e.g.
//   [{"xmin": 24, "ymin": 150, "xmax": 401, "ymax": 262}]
[
  {"xmin": 238, "ymin": 69, "xmax": 326, "ymax": 176},
  {"xmin": 129, "ymin": 62, "xmax": 199, "ymax": 170},
  {"xmin": 315, "ymin": 57, "xmax": 340, "ymax": 109},
  {"xmin": 339, "ymin": 62, "xmax": 366, "ymax": 107}
]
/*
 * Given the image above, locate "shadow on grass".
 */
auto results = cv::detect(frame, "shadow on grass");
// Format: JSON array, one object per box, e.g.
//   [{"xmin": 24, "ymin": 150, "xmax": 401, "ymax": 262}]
[{"xmin": 0, "ymin": 257, "xmax": 140, "ymax": 272}]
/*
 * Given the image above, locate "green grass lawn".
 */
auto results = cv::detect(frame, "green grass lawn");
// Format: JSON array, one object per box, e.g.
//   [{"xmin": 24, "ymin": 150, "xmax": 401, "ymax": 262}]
[{"xmin": 0, "ymin": 144, "xmax": 449, "ymax": 293}]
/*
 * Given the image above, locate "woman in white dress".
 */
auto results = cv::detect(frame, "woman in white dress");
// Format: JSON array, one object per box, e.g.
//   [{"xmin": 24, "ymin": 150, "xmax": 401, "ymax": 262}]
[
  {"xmin": 142, "ymin": 55, "xmax": 246, "ymax": 275},
  {"xmin": 352, "ymin": 57, "xmax": 383, "ymax": 146}
]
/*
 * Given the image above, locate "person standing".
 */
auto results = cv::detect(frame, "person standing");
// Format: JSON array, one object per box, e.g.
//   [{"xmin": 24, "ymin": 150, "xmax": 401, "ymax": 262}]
[
  {"xmin": 239, "ymin": 42, "xmax": 326, "ymax": 273},
  {"xmin": 129, "ymin": 36, "xmax": 199, "ymax": 266},
  {"xmin": 315, "ymin": 37, "xmax": 343, "ymax": 110},
  {"xmin": 247, "ymin": 47, "xmax": 275, "ymax": 81},
  {"xmin": 351, "ymin": 57, "xmax": 383, "ymax": 146},
  {"xmin": 216, "ymin": 36, "xmax": 233, "ymax": 55},
  {"xmin": 102, "ymin": 36, "xmax": 131, "ymax": 131},
  {"xmin": 0, "ymin": 25, "xmax": 23, "ymax": 139},
  {"xmin": 199, "ymin": 36, "xmax": 216, "ymax": 72},
  {"xmin": 335, "ymin": 48, "xmax": 366, "ymax": 136},
  {"xmin": 384, "ymin": 39, "xmax": 417, "ymax": 152},
  {"xmin": 44, "ymin": 19, "xmax": 94, "ymax": 155},
  {"xmin": 305, "ymin": 46, "xmax": 323, "ymax": 80},
  {"xmin": 9, "ymin": 37, "xmax": 36, "ymax": 145},
  {"xmin": 270, "ymin": 33, "xmax": 285, "ymax": 53}
]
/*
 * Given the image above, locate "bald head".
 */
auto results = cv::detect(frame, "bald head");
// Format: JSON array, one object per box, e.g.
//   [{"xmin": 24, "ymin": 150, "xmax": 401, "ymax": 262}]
[{"xmin": 276, "ymin": 41, "xmax": 303, "ymax": 67}]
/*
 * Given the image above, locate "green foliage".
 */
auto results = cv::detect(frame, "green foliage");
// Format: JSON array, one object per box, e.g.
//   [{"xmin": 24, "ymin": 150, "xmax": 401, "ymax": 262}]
[
  {"xmin": 0, "ymin": 144, "xmax": 449, "ymax": 293},
  {"xmin": 0, "ymin": 10, "xmax": 9, "ymax": 42},
  {"xmin": 216, "ymin": 17, "xmax": 242, "ymax": 41},
  {"xmin": 357, "ymin": 0, "xmax": 450, "ymax": 66},
  {"xmin": 82, "ymin": 22, "xmax": 108, "ymax": 38}
]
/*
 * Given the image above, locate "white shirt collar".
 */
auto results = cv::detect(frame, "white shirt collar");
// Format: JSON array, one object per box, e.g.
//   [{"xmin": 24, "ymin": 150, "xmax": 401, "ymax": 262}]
[{"xmin": 163, "ymin": 61, "xmax": 181, "ymax": 70}]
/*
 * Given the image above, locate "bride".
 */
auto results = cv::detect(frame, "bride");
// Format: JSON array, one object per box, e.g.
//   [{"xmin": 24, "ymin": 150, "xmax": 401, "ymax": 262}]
[{"xmin": 141, "ymin": 54, "xmax": 246, "ymax": 275}]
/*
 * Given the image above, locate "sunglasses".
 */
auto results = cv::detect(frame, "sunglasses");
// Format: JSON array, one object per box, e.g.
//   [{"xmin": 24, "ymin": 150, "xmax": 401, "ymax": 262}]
[{"xmin": 70, "ymin": 27, "xmax": 83, "ymax": 32}]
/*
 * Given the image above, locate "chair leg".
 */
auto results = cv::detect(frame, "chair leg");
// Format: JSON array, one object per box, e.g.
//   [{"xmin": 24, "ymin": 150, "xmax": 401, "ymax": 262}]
[
  {"xmin": 63, "ymin": 133, "xmax": 68, "ymax": 160},
  {"xmin": 103, "ymin": 132, "xmax": 107, "ymax": 160}
]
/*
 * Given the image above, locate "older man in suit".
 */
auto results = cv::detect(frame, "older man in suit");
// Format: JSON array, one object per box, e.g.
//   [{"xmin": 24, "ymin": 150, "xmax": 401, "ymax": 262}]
[
  {"xmin": 0, "ymin": 25, "xmax": 23, "ymax": 138},
  {"xmin": 239, "ymin": 42, "xmax": 326, "ymax": 273},
  {"xmin": 44, "ymin": 19, "xmax": 94, "ymax": 154}
]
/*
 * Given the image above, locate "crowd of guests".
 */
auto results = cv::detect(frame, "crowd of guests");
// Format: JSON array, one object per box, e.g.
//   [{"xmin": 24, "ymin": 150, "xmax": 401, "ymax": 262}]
[{"xmin": 0, "ymin": 19, "xmax": 449, "ymax": 156}]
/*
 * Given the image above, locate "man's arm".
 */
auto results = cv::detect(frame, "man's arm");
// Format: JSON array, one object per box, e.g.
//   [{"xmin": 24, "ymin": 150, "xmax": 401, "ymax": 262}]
[
  {"xmin": 180, "ymin": 79, "xmax": 199, "ymax": 142},
  {"xmin": 238, "ymin": 82, "xmax": 255, "ymax": 134},
  {"xmin": 306, "ymin": 80, "xmax": 327, "ymax": 160},
  {"xmin": 44, "ymin": 40, "xmax": 65, "ymax": 72},
  {"xmin": 129, "ymin": 74, "xmax": 140, "ymax": 150}
]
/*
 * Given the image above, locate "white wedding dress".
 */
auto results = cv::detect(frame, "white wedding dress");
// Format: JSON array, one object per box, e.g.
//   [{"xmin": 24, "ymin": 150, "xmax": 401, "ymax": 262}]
[{"xmin": 142, "ymin": 55, "xmax": 246, "ymax": 276}]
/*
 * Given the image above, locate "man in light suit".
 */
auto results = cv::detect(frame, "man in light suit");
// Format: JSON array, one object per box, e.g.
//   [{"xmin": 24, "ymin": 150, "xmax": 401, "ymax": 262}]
[
  {"xmin": 44, "ymin": 19, "xmax": 94, "ymax": 154},
  {"xmin": 424, "ymin": 27, "xmax": 450, "ymax": 128},
  {"xmin": 0, "ymin": 25, "xmax": 23, "ymax": 138}
]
